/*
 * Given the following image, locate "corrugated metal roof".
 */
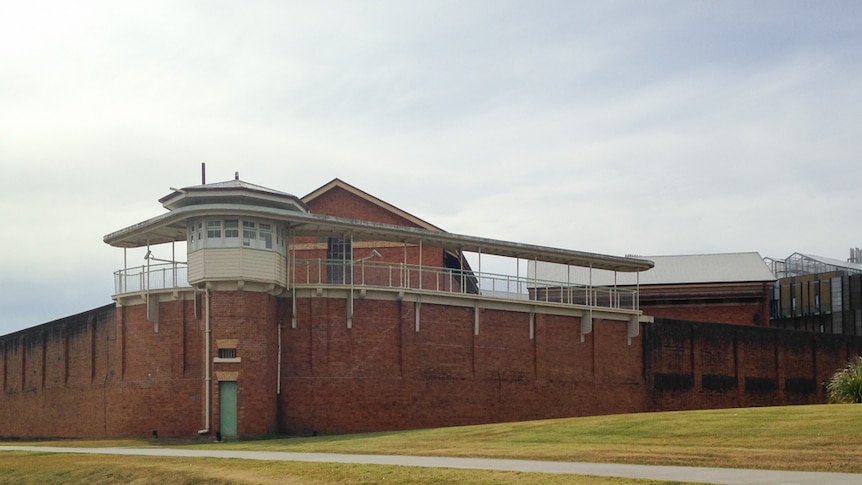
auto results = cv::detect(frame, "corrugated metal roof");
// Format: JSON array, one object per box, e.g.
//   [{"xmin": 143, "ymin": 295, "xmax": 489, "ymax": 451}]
[
  {"xmin": 533, "ymin": 252, "xmax": 775, "ymax": 286},
  {"xmin": 158, "ymin": 178, "xmax": 304, "ymax": 205}
]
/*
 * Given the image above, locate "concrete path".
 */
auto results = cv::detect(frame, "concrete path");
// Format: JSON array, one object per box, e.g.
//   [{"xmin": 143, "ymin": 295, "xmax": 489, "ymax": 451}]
[{"xmin": 1, "ymin": 445, "xmax": 860, "ymax": 485}]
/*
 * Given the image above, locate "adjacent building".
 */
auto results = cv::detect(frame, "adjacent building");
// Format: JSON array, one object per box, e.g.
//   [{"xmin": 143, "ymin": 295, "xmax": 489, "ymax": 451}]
[
  {"xmin": 531, "ymin": 252, "xmax": 776, "ymax": 326},
  {"xmin": 766, "ymin": 252, "xmax": 862, "ymax": 335}
]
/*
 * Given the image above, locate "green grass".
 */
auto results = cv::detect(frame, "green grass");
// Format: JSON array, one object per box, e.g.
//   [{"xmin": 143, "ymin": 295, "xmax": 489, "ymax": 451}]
[
  {"xmin": 3, "ymin": 404, "xmax": 862, "ymax": 483},
  {"xmin": 181, "ymin": 404, "xmax": 862, "ymax": 472}
]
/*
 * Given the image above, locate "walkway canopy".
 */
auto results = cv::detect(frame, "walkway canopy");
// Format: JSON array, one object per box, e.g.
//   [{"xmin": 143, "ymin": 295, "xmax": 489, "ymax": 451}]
[{"xmin": 104, "ymin": 202, "xmax": 653, "ymax": 273}]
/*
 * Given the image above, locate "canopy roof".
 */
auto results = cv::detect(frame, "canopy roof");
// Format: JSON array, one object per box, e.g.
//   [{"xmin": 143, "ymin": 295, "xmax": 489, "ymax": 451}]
[{"xmin": 105, "ymin": 180, "xmax": 654, "ymax": 273}]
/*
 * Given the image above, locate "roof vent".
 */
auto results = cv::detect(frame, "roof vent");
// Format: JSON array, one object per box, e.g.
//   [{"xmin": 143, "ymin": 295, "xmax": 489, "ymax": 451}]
[{"xmin": 235, "ymin": 171, "xmax": 240, "ymax": 180}]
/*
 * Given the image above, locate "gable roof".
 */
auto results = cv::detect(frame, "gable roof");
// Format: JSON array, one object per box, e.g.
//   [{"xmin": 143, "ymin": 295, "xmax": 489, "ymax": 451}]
[
  {"xmin": 302, "ymin": 178, "xmax": 444, "ymax": 232},
  {"xmin": 631, "ymin": 252, "xmax": 776, "ymax": 285}
]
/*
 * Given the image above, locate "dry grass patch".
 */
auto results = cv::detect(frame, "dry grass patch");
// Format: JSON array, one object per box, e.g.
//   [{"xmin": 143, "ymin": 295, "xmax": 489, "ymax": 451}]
[{"xmin": 0, "ymin": 452, "xmax": 695, "ymax": 485}]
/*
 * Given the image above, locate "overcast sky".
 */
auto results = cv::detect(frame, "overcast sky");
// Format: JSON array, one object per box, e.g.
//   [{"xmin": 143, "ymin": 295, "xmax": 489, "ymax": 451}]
[{"xmin": 1, "ymin": 1, "xmax": 860, "ymax": 334}]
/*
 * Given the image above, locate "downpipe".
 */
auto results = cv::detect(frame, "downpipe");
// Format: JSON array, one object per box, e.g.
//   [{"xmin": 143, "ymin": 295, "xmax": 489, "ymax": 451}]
[
  {"xmin": 198, "ymin": 288, "xmax": 212, "ymax": 435},
  {"xmin": 277, "ymin": 319, "xmax": 282, "ymax": 395}
]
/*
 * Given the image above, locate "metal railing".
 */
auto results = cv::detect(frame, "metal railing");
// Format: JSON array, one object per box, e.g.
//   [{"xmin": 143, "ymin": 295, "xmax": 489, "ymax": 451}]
[
  {"xmin": 292, "ymin": 259, "xmax": 639, "ymax": 311},
  {"xmin": 114, "ymin": 262, "xmax": 189, "ymax": 294},
  {"xmin": 112, "ymin": 259, "xmax": 638, "ymax": 312}
]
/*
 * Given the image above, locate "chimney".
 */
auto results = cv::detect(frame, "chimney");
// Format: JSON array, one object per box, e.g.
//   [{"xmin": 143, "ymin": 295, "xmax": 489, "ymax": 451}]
[{"xmin": 201, "ymin": 162, "xmax": 206, "ymax": 185}]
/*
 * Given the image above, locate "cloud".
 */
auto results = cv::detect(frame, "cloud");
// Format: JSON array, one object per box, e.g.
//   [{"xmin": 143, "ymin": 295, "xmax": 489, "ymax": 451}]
[{"xmin": 1, "ymin": 1, "xmax": 861, "ymax": 333}]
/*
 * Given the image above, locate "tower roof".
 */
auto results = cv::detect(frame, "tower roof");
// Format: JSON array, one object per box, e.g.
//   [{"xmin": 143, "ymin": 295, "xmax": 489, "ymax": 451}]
[{"xmin": 159, "ymin": 176, "xmax": 309, "ymax": 212}]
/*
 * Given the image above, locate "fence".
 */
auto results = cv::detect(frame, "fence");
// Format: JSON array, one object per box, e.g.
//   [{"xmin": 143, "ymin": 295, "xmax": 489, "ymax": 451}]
[{"xmin": 113, "ymin": 259, "xmax": 638, "ymax": 311}]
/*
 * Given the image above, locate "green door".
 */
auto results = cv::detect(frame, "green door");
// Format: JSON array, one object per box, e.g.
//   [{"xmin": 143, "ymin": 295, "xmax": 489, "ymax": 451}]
[{"xmin": 219, "ymin": 381, "xmax": 237, "ymax": 437}]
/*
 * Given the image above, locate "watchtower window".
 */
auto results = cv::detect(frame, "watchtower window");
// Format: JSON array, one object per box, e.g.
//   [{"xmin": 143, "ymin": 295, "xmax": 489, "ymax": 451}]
[
  {"xmin": 242, "ymin": 221, "xmax": 256, "ymax": 247},
  {"xmin": 206, "ymin": 220, "xmax": 222, "ymax": 239},
  {"xmin": 188, "ymin": 217, "xmax": 285, "ymax": 255},
  {"xmin": 259, "ymin": 223, "xmax": 273, "ymax": 249},
  {"xmin": 224, "ymin": 220, "xmax": 239, "ymax": 239}
]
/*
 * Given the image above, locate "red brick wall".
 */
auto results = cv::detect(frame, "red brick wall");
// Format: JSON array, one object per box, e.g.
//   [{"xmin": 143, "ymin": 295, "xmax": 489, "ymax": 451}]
[
  {"xmin": 644, "ymin": 303, "xmax": 765, "ymax": 327},
  {"xmin": 304, "ymin": 186, "xmax": 426, "ymax": 229},
  {"xmin": 109, "ymin": 298, "xmax": 204, "ymax": 437},
  {"xmin": 278, "ymin": 297, "xmax": 648, "ymax": 434},
  {"xmin": 209, "ymin": 291, "xmax": 279, "ymax": 436},
  {"xmin": 4, "ymin": 296, "xmax": 862, "ymax": 439},
  {"xmin": 293, "ymin": 184, "xmax": 452, "ymax": 286},
  {"xmin": 638, "ymin": 282, "xmax": 771, "ymax": 327},
  {"xmin": 0, "ymin": 307, "xmax": 117, "ymax": 438},
  {"xmin": 0, "ymin": 300, "xmax": 206, "ymax": 439},
  {"xmin": 645, "ymin": 318, "xmax": 862, "ymax": 412}
]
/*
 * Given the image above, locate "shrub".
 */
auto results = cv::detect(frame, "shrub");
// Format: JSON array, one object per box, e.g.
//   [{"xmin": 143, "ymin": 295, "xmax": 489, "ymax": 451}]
[{"xmin": 827, "ymin": 356, "xmax": 862, "ymax": 403}]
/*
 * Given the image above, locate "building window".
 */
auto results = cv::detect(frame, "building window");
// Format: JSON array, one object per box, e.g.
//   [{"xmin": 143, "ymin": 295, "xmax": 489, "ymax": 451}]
[
  {"xmin": 242, "ymin": 221, "xmax": 256, "ymax": 247},
  {"xmin": 814, "ymin": 281, "xmax": 821, "ymax": 312},
  {"xmin": 188, "ymin": 221, "xmax": 204, "ymax": 251},
  {"xmin": 190, "ymin": 218, "xmax": 285, "ymax": 254},
  {"xmin": 224, "ymin": 219, "xmax": 239, "ymax": 239},
  {"xmin": 214, "ymin": 340, "xmax": 240, "ymax": 363},
  {"xmin": 327, "ymin": 237, "xmax": 352, "ymax": 284},
  {"xmin": 207, "ymin": 220, "xmax": 222, "ymax": 239},
  {"xmin": 259, "ymin": 223, "xmax": 273, "ymax": 249}
]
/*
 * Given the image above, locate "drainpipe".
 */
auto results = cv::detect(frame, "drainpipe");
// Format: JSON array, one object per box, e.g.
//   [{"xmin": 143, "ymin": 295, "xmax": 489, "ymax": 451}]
[
  {"xmin": 198, "ymin": 288, "xmax": 211, "ymax": 435},
  {"xmin": 277, "ymin": 319, "xmax": 282, "ymax": 395}
]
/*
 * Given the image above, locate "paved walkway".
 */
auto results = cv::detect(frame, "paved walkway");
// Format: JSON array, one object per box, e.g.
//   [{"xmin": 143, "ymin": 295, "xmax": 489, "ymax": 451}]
[{"xmin": 1, "ymin": 445, "xmax": 860, "ymax": 484}]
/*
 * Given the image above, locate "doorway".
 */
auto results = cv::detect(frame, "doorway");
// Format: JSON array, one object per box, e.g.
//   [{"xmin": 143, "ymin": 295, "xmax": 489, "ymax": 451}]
[{"xmin": 219, "ymin": 381, "xmax": 237, "ymax": 437}]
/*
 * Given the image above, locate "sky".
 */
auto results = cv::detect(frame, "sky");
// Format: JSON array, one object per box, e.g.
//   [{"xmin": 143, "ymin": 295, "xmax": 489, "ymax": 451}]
[{"xmin": 1, "ymin": 1, "xmax": 860, "ymax": 334}]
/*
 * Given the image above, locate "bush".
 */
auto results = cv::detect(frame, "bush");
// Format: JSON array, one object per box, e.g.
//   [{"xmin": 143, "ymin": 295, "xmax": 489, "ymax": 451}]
[{"xmin": 827, "ymin": 356, "xmax": 862, "ymax": 403}]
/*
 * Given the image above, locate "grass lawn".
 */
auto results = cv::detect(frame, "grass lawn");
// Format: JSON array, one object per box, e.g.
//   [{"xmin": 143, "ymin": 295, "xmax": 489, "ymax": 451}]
[
  {"xmin": 2, "ymin": 404, "xmax": 861, "ymax": 484},
  {"xmin": 187, "ymin": 403, "xmax": 862, "ymax": 473}
]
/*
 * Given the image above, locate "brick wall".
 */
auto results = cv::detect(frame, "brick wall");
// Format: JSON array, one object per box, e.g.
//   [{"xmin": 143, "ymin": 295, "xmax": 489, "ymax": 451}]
[
  {"xmin": 210, "ymin": 291, "xmax": 279, "ymax": 436},
  {"xmin": 4, "ymin": 296, "xmax": 862, "ymax": 439},
  {"xmin": 645, "ymin": 318, "xmax": 862, "ymax": 411},
  {"xmin": 638, "ymin": 282, "xmax": 771, "ymax": 327},
  {"xmin": 304, "ymin": 185, "xmax": 426, "ymax": 228},
  {"xmin": 644, "ymin": 302, "xmax": 766, "ymax": 327},
  {"xmin": 278, "ymin": 296, "xmax": 648, "ymax": 434},
  {"xmin": 0, "ymin": 298, "xmax": 204, "ymax": 439}
]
